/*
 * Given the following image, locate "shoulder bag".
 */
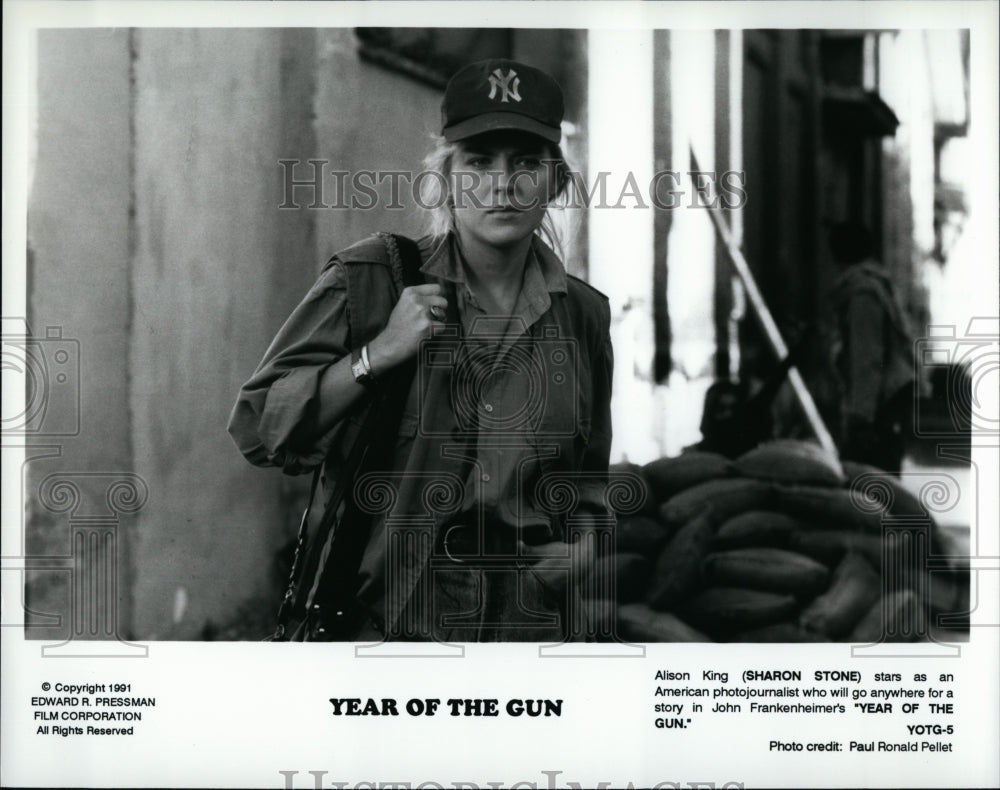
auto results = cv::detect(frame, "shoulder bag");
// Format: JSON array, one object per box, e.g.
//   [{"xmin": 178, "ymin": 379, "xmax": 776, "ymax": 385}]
[{"xmin": 269, "ymin": 232, "xmax": 424, "ymax": 641}]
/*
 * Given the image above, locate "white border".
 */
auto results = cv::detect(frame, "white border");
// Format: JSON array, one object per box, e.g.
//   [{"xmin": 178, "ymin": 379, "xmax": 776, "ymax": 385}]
[{"xmin": 3, "ymin": 3, "xmax": 998, "ymax": 789}]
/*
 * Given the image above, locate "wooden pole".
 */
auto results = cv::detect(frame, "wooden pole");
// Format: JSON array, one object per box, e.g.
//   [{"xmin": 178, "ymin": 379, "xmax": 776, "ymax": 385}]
[{"xmin": 691, "ymin": 146, "xmax": 839, "ymax": 457}]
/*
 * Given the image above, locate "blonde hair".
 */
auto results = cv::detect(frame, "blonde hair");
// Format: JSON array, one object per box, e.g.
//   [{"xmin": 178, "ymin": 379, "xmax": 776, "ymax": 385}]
[{"xmin": 418, "ymin": 134, "xmax": 573, "ymax": 258}]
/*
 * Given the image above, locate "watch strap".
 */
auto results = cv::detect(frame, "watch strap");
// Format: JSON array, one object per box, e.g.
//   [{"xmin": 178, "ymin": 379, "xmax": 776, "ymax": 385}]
[{"xmin": 351, "ymin": 344, "xmax": 376, "ymax": 386}]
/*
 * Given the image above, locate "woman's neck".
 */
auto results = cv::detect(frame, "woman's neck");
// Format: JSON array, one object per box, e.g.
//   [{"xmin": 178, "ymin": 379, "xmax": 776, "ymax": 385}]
[{"xmin": 456, "ymin": 232, "xmax": 532, "ymax": 314}]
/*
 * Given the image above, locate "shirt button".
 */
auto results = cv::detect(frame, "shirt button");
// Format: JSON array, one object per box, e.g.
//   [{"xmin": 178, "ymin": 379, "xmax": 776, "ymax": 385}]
[
  {"xmin": 481, "ymin": 473, "xmax": 491, "ymax": 483},
  {"xmin": 483, "ymin": 403, "xmax": 494, "ymax": 413}
]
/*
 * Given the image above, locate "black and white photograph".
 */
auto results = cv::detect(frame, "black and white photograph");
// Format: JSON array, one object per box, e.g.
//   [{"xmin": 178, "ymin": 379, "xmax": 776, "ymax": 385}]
[{"xmin": 2, "ymin": 2, "xmax": 997, "ymax": 788}]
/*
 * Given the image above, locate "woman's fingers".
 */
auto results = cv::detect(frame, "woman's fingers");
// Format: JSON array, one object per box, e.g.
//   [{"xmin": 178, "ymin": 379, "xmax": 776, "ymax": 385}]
[
  {"xmin": 400, "ymin": 284, "xmax": 448, "ymax": 317},
  {"xmin": 408, "ymin": 288, "xmax": 448, "ymax": 326},
  {"xmin": 404, "ymin": 283, "xmax": 444, "ymax": 296},
  {"xmin": 517, "ymin": 540, "xmax": 566, "ymax": 558},
  {"xmin": 517, "ymin": 539, "xmax": 596, "ymax": 573},
  {"xmin": 371, "ymin": 283, "xmax": 450, "ymax": 367},
  {"xmin": 518, "ymin": 540, "xmax": 597, "ymax": 598}
]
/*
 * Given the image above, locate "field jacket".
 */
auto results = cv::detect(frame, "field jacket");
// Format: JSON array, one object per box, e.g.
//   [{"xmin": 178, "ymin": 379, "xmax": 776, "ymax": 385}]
[{"xmin": 228, "ymin": 233, "xmax": 613, "ymax": 635}]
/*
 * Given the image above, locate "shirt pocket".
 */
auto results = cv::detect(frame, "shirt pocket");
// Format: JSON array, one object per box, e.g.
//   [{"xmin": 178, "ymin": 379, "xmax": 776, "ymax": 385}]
[{"xmin": 533, "ymin": 337, "xmax": 591, "ymax": 440}]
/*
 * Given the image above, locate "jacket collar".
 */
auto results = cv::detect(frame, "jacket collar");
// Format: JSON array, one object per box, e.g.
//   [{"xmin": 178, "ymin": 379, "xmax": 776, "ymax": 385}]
[{"xmin": 417, "ymin": 233, "xmax": 568, "ymax": 295}]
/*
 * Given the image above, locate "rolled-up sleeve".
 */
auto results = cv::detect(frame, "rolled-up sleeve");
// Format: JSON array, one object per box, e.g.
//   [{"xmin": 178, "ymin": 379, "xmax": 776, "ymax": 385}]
[{"xmin": 227, "ymin": 262, "xmax": 351, "ymax": 474}]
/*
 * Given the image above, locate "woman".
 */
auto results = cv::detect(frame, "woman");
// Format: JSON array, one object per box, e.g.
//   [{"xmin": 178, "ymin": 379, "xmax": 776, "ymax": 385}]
[{"xmin": 229, "ymin": 59, "xmax": 613, "ymax": 642}]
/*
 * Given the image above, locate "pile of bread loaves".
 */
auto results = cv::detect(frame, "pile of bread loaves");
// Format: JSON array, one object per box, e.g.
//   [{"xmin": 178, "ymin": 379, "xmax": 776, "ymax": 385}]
[{"xmin": 593, "ymin": 440, "xmax": 969, "ymax": 643}]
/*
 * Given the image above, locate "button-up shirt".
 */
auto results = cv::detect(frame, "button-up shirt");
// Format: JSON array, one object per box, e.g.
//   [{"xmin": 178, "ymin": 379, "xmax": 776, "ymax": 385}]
[
  {"xmin": 229, "ymin": 233, "xmax": 613, "ymax": 633},
  {"xmin": 420, "ymin": 234, "xmax": 571, "ymax": 532}
]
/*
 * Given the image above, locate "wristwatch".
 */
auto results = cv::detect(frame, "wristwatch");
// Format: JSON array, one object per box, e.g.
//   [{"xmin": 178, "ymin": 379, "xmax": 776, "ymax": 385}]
[{"xmin": 350, "ymin": 344, "xmax": 377, "ymax": 387}]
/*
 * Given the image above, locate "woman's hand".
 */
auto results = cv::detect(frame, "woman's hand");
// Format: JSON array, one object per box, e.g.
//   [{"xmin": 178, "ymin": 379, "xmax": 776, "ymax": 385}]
[
  {"xmin": 367, "ymin": 284, "xmax": 448, "ymax": 371},
  {"xmin": 518, "ymin": 538, "xmax": 596, "ymax": 598}
]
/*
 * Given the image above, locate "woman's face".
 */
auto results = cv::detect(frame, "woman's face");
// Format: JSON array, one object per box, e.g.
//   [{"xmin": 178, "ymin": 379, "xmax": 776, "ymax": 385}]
[{"xmin": 450, "ymin": 130, "xmax": 556, "ymax": 252}]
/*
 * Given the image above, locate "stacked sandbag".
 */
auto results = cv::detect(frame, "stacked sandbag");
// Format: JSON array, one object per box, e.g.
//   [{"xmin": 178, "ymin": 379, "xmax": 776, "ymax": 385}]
[
  {"xmin": 609, "ymin": 460, "xmax": 660, "ymax": 520},
  {"xmin": 799, "ymin": 552, "xmax": 881, "ymax": 638},
  {"xmin": 587, "ymin": 553, "xmax": 651, "ymax": 604},
  {"xmin": 617, "ymin": 602, "xmax": 710, "ymax": 642},
  {"xmin": 592, "ymin": 440, "xmax": 967, "ymax": 643}
]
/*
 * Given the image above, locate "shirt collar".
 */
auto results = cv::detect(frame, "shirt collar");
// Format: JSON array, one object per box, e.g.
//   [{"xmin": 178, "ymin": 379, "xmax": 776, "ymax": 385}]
[{"xmin": 418, "ymin": 233, "xmax": 568, "ymax": 295}]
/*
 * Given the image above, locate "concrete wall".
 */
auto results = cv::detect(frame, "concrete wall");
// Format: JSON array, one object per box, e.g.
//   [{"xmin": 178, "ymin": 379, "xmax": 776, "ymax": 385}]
[
  {"xmin": 26, "ymin": 29, "xmax": 135, "ymax": 638},
  {"xmin": 26, "ymin": 28, "xmax": 455, "ymax": 640},
  {"xmin": 313, "ymin": 29, "xmax": 440, "ymax": 250},
  {"xmin": 129, "ymin": 29, "xmax": 311, "ymax": 638},
  {"xmin": 28, "ymin": 28, "xmax": 561, "ymax": 639}
]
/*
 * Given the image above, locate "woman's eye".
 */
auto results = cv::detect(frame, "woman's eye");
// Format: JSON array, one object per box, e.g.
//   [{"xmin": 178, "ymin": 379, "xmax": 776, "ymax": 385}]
[
  {"xmin": 515, "ymin": 156, "xmax": 542, "ymax": 169},
  {"xmin": 465, "ymin": 156, "xmax": 492, "ymax": 169}
]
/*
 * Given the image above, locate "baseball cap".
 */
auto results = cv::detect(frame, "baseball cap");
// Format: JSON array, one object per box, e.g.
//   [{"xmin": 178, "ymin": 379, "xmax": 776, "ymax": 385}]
[{"xmin": 441, "ymin": 59, "xmax": 564, "ymax": 144}]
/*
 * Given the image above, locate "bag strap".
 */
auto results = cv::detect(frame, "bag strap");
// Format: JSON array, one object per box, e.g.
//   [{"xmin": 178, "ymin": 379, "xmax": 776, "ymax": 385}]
[
  {"xmin": 269, "ymin": 233, "xmax": 424, "ymax": 641},
  {"xmin": 269, "ymin": 467, "xmax": 321, "ymax": 640},
  {"xmin": 301, "ymin": 233, "xmax": 424, "ymax": 638},
  {"xmin": 382, "ymin": 232, "xmax": 425, "ymax": 289}
]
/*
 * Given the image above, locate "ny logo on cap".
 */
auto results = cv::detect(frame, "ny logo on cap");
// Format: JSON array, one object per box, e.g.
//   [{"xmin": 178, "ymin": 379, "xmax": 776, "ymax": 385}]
[{"xmin": 487, "ymin": 68, "xmax": 521, "ymax": 103}]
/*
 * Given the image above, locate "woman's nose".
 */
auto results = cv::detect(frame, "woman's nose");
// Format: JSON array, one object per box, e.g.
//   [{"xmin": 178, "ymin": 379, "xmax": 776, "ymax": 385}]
[
  {"xmin": 492, "ymin": 165, "xmax": 513, "ymax": 191},
  {"xmin": 493, "ymin": 163, "xmax": 522, "ymax": 195}
]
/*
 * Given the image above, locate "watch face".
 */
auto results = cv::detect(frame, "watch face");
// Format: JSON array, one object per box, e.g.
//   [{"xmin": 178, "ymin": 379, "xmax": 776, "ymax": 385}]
[{"xmin": 352, "ymin": 357, "xmax": 374, "ymax": 385}]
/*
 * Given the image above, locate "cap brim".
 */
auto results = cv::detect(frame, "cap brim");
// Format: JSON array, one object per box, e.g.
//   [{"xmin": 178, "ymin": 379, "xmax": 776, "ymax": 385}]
[{"xmin": 443, "ymin": 112, "xmax": 561, "ymax": 144}]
